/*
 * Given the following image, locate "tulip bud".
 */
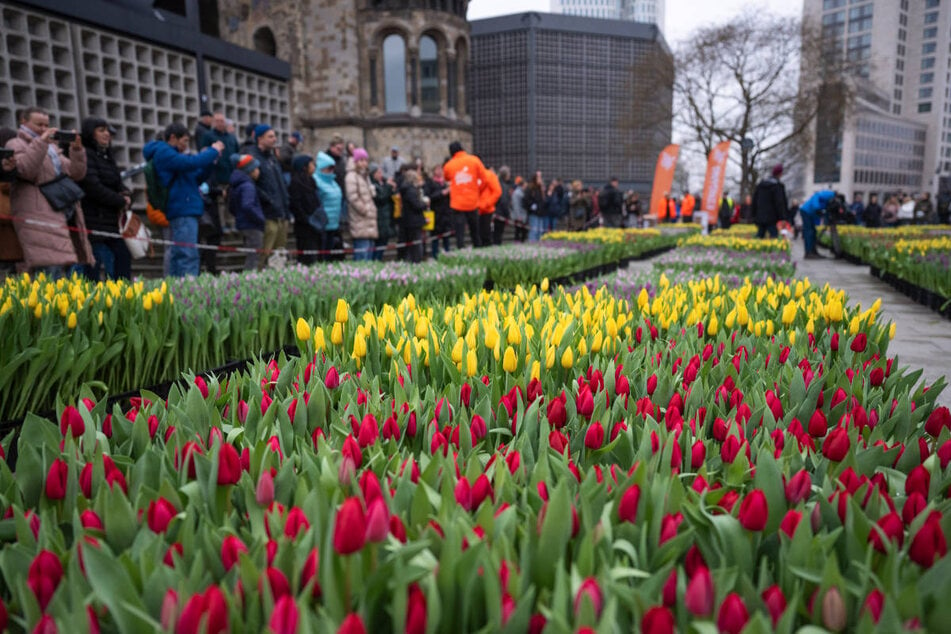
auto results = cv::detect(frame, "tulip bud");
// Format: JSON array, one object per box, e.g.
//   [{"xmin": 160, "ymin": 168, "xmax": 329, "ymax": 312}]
[
  {"xmin": 147, "ymin": 498, "xmax": 177, "ymax": 533},
  {"xmin": 862, "ymin": 589, "xmax": 884, "ymax": 624},
  {"xmin": 779, "ymin": 509, "xmax": 802, "ymax": 538},
  {"xmin": 160, "ymin": 589, "xmax": 179, "ymax": 631},
  {"xmin": 216, "ymin": 443, "xmax": 242, "ymax": 486},
  {"xmin": 909, "ymin": 512, "xmax": 948, "ymax": 568},
  {"xmin": 177, "ymin": 586, "xmax": 228, "ymax": 634},
  {"xmin": 333, "ymin": 498, "xmax": 367, "ymax": 555},
  {"xmin": 338, "ymin": 614, "xmax": 367, "ymax": 634},
  {"xmin": 270, "ymin": 596, "xmax": 299, "ymax": 634},
  {"xmin": 617, "ymin": 484, "xmax": 640, "ymax": 524},
  {"xmin": 716, "ymin": 593, "xmax": 749, "ymax": 634},
  {"xmin": 822, "ymin": 427, "xmax": 851, "ymax": 462},
  {"xmin": 60, "ymin": 405, "xmax": 85, "ymax": 438},
  {"xmin": 785, "ymin": 470, "xmax": 812, "ymax": 504},
  {"xmin": 738, "ymin": 489, "xmax": 768, "ymax": 531},
  {"xmin": 221, "ymin": 535, "xmax": 247, "ymax": 571},
  {"xmin": 925, "ymin": 406, "xmax": 951, "ymax": 438},
  {"xmin": 821, "ymin": 587, "xmax": 847, "ymax": 632},
  {"xmin": 761, "ymin": 585, "xmax": 786, "ymax": 626},
  {"xmin": 641, "ymin": 606, "xmax": 675, "ymax": 634},
  {"xmin": 573, "ymin": 577, "xmax": 603, "ymax": 619},
  {"xmin": 256, "ymin": 470, "xmax": 275, "ymax": 507},
  {"xmin": 685, "ymin": 566, "xmax": 714, "ymax": 617},
  {"xmin": 45, "ymin": 459, "xmax": 69, "ymax": 500},
  {"xmin": 406, "ymin": 584, "xmax": 427, "ymax": 634},
  {"xmin": 27, "ymin": 550, "xmax": 63, "ymax": 611},
  {"xmin": 584, "ymin": 421, "xmax": 604, "ymax": 450},
  {"xmin": 364, "ymin": 498, "xmax": 389, "ymax": 542}
]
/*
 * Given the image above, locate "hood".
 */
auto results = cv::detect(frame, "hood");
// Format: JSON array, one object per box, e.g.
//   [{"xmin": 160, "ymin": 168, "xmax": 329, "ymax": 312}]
[
  {"xmin": 759, "ymin": 177, "xmax": 782, "ymax": 190},
  {"xmin": 230, "ymin": 168, "xmax": 253, "ymax": 188},
  {"xmin": 81, "ymin": 117, "xmax": 114, "ymax": 149},
  {"xmin": 143, "ymin": 140, "xmax": 166, "ymax": 161},
  {"xmin": 316, "ymin": 151, "xmax": 336, "ymax": 171}
]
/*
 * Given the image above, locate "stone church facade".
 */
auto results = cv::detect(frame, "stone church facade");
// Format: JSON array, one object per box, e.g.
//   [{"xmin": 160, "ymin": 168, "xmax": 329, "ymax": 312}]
[{"xmin": 217, "ymin": 0, "xmax": 473, "ymax": 168}]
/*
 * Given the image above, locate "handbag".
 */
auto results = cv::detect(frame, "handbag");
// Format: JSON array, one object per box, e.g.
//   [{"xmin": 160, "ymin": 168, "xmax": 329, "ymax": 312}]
[
  {"xmin": 423, "ymin": 210, "xmax": 435, "ymax": 231},
  {"xmin": 307, "ymin": 206, "xmax": 328, "ymax": 232},
  {"xmin": 39, "ymin": 174, "xmax": 85, "ymax": 216},
  {"xmin": 119, "ymin": 211, "xmax": 152, "ymax": 259}
]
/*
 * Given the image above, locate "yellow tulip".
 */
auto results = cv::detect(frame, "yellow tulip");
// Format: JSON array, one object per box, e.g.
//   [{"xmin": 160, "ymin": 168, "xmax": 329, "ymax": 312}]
[
  {"xmin": 313, "ymin": 326, "xmax": 326, "ymax": 351},
  {"xmin": 889, "ymin": 323, "xmax": 896, "ymax": 340},
  {"xmin": 789, "ymin": 330, "xmax": 796, "ymax": 345},
  {"xmin": 503, "ymin": 346, "xmax": 518, "ymax": 373},
  {"xmin": 577, "ymin": 337, "xmax": 587, "ymax": 356},
  {"xmin": 34, "ymin": 303, "xmax": 42, "ymax": 319},
  {"xmin": 531, "ymin": 360, "xmax": 540, "ymax": 381},
  {"xmin": 506, "ymin": 323, "xmax": 521, "ymax": 346},
  {"xmin": 295, "ymin": 317, "xmax": 311, "ymax": 341},
  {"xmin": 415, "ymin": 316, "xmax": 428, "ymax": 339},
  {"xmin": 466, "ymin": 349, "xmax": 478, "ymax": 377},
  {"xmin": 67, "ymin": 312, "xmax": 77, "ymax": 329},
  {"xmin": 484, "ymin": 326, "xmax": 499, "ymax": 350},
  {"xmin": 781, "ymin": 300, "xmax": 797, "ymax": 326},
  {"xmin": 545, "ymin": 345, "xmax": 556, "ymax": 369},
  {"xmin": 331, "ymin": 322, "xmax": 344, "ymax": 345},
  {"xmin": 541, "ymin": 277, "xmax": 550, "ymax": 292},
  {"xmin": 335, "ymin": 298, "xmax": 349, "ymax": 323},
  {"xmin": 561, "ymin": 346, "xmax": 574, "ymax": 369},
  {"xmin": 143, "ymin": 295, "xmax": 153, "ymax": 311},
  {"xmin": 706, "ymin": 312, "xmax": 718, "ymax": 337},
  {"xmin": 452, "ymin": 338, "xmax": 464, "ymax": 363}
]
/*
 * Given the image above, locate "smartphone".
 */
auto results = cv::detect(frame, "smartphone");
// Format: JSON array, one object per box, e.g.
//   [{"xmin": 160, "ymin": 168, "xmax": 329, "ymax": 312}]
[
  {"xmin": 0, "ymin": 148, "xmax": 13, "ymax": 159},
  {"xmin": 53, "ymin": 130, "xmax": 77, "ymax": 143}
]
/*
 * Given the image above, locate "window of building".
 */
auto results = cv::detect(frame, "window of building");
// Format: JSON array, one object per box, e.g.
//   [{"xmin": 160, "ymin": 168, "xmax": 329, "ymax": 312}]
[
  {"xmin": 419, "ymin": 35, "xmax": 439, "ymax": 114},
  {"xmin": 253, "ymin": 27, "xmax": 277, "ymax": 57},
  {"xmin": 927, "ymin": 0, "xmax": 940, "ymax": 8},
  {"xmin": 920, "ymin": 87, "xmax": 933, "ymax": 99},
  {"xmin": 898, "ymin": 28, "xmax": 906, "ymax": 42},
  {"xmin": 848, "ymin": 4, "xmax": 872, "ymax": 19},
  {"xmin": 897, "ymin": 44, "xmax": 905, "ymax": 56},
  {"xmin": 383, "ymin": 34, "xmax": 407, "ymax": 113},
  {"xmin": 924, "ymin": 27, "xmax": 937, "ymax": 39},
  {"xmin": 919, "ymin": 102, "xmax": 932, "ymax": 113},
  {"xmin": 922, "ymin": 72, "xmax": 934, "ymax": 84},
  {"xmin": 895, "ymin": 88, "xmax": 903, "ymax": 100},
  {"xmin": 923, "ymin": 42, "xmax": 936, "ymax": 55},
  {"xmin": 924, "ymin": 11, "xmax": 939, "ymax": 24},
  {"xmin": 849, "ymin": 17, "xmax": 872, "ymax": 33},
  {"xmin": 823, "ymin": 0, "xmax": 845, "ymax": 8},
  {"xmin": 922, "ymin": 57, "xmax": 936, "ymax": 69}
]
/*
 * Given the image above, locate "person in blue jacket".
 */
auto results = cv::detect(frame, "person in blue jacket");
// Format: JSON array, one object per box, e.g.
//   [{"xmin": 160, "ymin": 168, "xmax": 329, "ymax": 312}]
[
  {"xmin": 143, "ymin": 122, "xmax": 223, "ymax": 277},
  {"xmin": 315, "ymin": 151, "xmax": 343, "ymax": 261},
  {"xmin": 799, "ymin": 189, "xmax": 835, "ymax": 259},
  {"xmin": 228, "ymin": 154, "xmax": 265, "ymax": 270}
]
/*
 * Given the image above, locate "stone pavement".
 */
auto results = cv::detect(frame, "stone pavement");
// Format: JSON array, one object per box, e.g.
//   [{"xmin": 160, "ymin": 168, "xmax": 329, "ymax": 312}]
[{"xmin": 792, "ymin": 236, "xmax": 951, "ymax": 408}]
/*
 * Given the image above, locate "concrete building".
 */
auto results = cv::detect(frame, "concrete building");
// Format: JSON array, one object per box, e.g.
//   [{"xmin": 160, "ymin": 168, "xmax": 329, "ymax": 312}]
[
  {"xmin": 803, "ymin": 0, "xmax": 951, "ymax": 199},
  {"xmin": 469, "ymin": 12, "xmax": 672, "ymax": 190},
  {"xmin": 549, "ymin": 0, "xmax": 665, "ymax": 33},
  {"xmin": 1, "ymin": 0, "xmax": 472, "ymax": 177}
]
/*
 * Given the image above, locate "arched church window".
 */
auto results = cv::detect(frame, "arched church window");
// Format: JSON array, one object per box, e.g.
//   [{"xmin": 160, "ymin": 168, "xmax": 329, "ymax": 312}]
[
  {"xmin": 420, "ymin": 36, "xmax": 440, "ymax": 114},
  {"xmin": 253, "ymin": 27, "xmax": 277, "ymax": 57},
  {"xmin": 383, "ymin": 34, "xmax": 408, "ymax": 113}
]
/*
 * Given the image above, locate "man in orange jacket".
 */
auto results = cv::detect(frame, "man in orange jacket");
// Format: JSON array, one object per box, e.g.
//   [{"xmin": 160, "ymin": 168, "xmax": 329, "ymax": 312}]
[
  {"xmin": 680, "ymin": 190, "xmax": 695, "ymax": 224},
  {"xmin": 443, "ymin": 141, "xmax": 488, "ymax": 248},
  {"xmin": 477, "ymin": 167, "xmax": 502, "ymax": 248},
  {"xmin": 656, "ymin": 192, "xmax": 670, "ymax": 222}
]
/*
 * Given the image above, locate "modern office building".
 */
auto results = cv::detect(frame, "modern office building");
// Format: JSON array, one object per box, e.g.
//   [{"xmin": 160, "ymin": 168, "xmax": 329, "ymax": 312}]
[
  {"xmin": 549, "ymin": 0, "xmax": 665, "ymax": 33},
  {"xmin": 802, "ymin": 0, "xmax": 951, "ymax": 198},
  {"xmin": 469, "ymin": 12, "xmax": 672, "ymax": 190}
]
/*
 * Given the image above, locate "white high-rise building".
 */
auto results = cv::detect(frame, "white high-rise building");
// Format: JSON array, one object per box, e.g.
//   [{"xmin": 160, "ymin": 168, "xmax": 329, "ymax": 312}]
[
  {"xmin": 550, "ymin": 0, "xmax": 665, "ymax": 33},
  {"xmin": 801, "ymin": 0, "xmax": 951, "ymax": 198}
]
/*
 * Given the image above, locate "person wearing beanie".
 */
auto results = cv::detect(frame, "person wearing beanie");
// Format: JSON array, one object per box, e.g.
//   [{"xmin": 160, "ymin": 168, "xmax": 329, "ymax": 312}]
[
  {"xmin": 344, "ymin": 147, "xmax": 378, "ymax": 261},
  {"xmin": 443, "ymin": 140, "xmax": 490, "ymax": 248},
  {"xmin": 751, "ymin": 162, "xmax": 788, "ymax": 239},
  {"xmin": 247, "ymin": 125, "xmax": 290, "ymax": 267},
  {"xmin": 288, "ymin": 154, "xmax": 323, "ymax": 265},
  {"xmin": 228, "ymin": 153, "xmax": 266, "ymax": 270},
  {"xmin": 382, "ymin": 145, "xmax": 405, "ymax": 181}
]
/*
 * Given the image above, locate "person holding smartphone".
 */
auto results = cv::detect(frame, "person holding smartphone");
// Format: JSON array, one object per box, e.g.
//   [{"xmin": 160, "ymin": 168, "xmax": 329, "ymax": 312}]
[{"xmin": 6, "ymin": 107, "xmax": 94, "ymax": 278}]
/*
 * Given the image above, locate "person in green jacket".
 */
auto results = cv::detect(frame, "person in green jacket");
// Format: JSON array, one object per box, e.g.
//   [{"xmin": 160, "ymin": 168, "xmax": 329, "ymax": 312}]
[{"xmin": 370, "ymin": 163, "xmax": 395, "ymax": 261}]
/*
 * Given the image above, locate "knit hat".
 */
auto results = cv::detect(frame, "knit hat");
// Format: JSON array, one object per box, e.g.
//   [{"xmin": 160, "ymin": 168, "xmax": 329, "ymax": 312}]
[
  {"xmin": 352, "ymin": 147, "xmax": 369, "ymax": 162},
  {"xmin": 292, "ymin": 154, "xmax": 313, "ymax": 172},
  {"xmin": 772, "ymin": 164, "xmax": 784, "ymax": 177},
  {"xmin": 369, "ymin": 162, "xmax": 379, "ymax": 174},
  {"xmin": 291, "ymin": 131, "xmax": 303, "ymax": 143},
  {"xmin": 253, "ymin": 124, "xmax": 272, "ymax": 139},
  {"xmin": 449, "ymin": 141, "xmax": 464, "ymax": 155},
  {"xmin": 232, "ymin": 153, "xmax": 260, "ymax": 174}
]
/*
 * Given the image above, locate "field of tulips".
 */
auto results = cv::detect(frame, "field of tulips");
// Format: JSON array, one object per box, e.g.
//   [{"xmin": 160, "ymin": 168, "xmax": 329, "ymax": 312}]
[
  {"xmin": 2, "ymin": 266, "xmax": 951, "ymax": 632},
  {"xmin": 0, "ymin": 262, "xmax": 485, "ymax": 422}
]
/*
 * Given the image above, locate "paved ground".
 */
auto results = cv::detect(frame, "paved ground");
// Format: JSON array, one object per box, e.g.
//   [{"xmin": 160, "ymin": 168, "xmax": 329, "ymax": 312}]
[{"xmin": 792, "ymin": 237, "xmax": 950, "ymax": 408}]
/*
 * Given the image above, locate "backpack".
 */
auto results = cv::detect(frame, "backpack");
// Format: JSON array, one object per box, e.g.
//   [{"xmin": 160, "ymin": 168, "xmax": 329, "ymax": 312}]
[{"xmin": 144, "ymin": 159, "xmax": 171, "ymax": 227}]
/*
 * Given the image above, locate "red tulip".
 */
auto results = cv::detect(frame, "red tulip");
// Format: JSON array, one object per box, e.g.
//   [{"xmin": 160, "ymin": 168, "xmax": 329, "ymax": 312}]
[
  {"xmin": 862, "ymin": 589, "xmax": 884, "ymax": 623},
  {"xmin": 357, "ymin": 414, "xmax": 379, "ymax": 447},
  {"xmin": 830, "ymin": 332, "xmax": 839, "ymax": 351},
  {"xmin": 761, "ymin": 585, "xmax": 787, "ymax": 626},
  {"xmin": 577, "ymin": 387, "xmax": 594, "ymax": 419},
  {"xmin": 738, "ymin": 489, "xmax": 768, "ymax": 531},
  {"xmin": 406, "ymin": 584, "xmax": 427, "ymax": 634},
  {"xmin": 869, "ymin": 367, "xmax": 885, "ymax": 387},
  {"xmin": 364, "ymin": 498, "xmax": 389, "ymax": 542},
  {"xmin": 284, "ymin": 507, "xmax": 311, "ymax": 540},
  {"xmin": 716, "ymin": 593, "xmax": 749, "ymax": 634},
  {"xmin": 822, "ymin": 427, "xmax": 850, "ymax": 462},
  {"xmin": 194, "ymin": 375, "xmax": 209, "ymax": 398},
  {"xmin": 32, "ymin": 615, "xmax": 57, "ymax": 634},
  {"xmin": 584, "ymin": 421, "xmax": 604, "ymax": 450},
  {"xmin": 902, "ymin": 492, "xmax": 927, "ymax": 525},
  {"xmin": 685, "ymin": 566, "xmax": 714, "ymax": 616},
  {"xmin": 337, "ymin": 614, "xmax": 366, "ymax": 634},
  {"xmin": 470, "ymin": 415, "xmax": 487, "ymax": 443},
  {"xmin": 646, "ymin": 373, "xmax": 658, "ymax": 395},
  {"xmin": 300, "ymin": 548, "xmax": 322, "ymax": 598},
  {"xmin": 547, "ymin": 394, "xmax": 567, "ymax": 429},
  {"xmin": 220, "ymin": 535, "xmax": 247, "ymax": 571},
  {"xmin": 44, "ymin": 459, "xmax": 69, "ymax": 500},
  {"xmin": 691, "ymin": 441, "xmax": 706, "ymax": 469},
  {"xmin": 641, "ymin": 606, "xmax": 675, "ymax": 634},
  {"xmin": 164, "ymin": 543, "xmax": 183, "ymax": 567},
  {"xmin": 548, "ymin": 429, "xmax": 569, "ymax": 454},
  {"xmin": 909, "ymin": 512, "xmax": 948, "ymax": 568},
  {"xmin": 925, "ymin": 406, "xmax": 951, "ymax": 437},
  {"xmin": 80, "ymin": 510, "xmax": 104, "ymax": 531},
  {"xmin": 147, "ymin": 498, "xmax": 177, "ymax": 533},
  {"xmin": 573, "ymin": 577, "xmax": 603, "ymax": 618},
  {"xmin": 216, "ymin": 443, "xmax": 241, "ymax": 486},
  {"xmin": 779, "ymin": 509, "xmax": 802, "ymax": 538},
  {"xmin": 263, "ymin": 567, "xmax": 291, "ymax": 600},
  {"xmin": 324, "ymin": 366, "xmax": 340, "ymax": 389},
  {"xmin": 27, "ymin": 550, "xmax": 63, "ymax": 611},
  {"xmin": 850, "ymin": 333, "xmax": 867, "ymax": 352},
  {"xmin": 905, "ymin": 465, "xmax": 931, "ymax": 497},
  {"xmin": 256, "ymin": 470, "xmax": 275, "ymax": 507},
  {"xmin": 808, "ymin": 410, "xmax": 828, "ymax": 438},
  {"xmin": 454, "ymin": 477, "xmax": 473, "ymax": 510},
  {"xmin": 333, "ymin": 498, "xmax": 366, "ymax": 555},
  {"xmin": 659, "ymin": 513, "xmax": 683, "ymax": 544},
  {"xmin": 176, "ymin": 586, "xmax": 228, "ymax": 634},
  {"xmin": 784, "ymin": 470, "xmax": 811, "ymax": 504},
  {"xmin": 618, "ymin": 484, "xmax": 641, "ymax": 524},
  {"xmin": 60, "ymin": 405, "xmax": 85, "ymax": 438},
  {"xmin": 269, "ymin": 596, "xmax": 299, "ymax": 634}
]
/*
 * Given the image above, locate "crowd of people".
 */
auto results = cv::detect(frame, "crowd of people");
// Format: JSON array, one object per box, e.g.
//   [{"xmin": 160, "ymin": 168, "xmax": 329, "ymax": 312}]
[{"xmin": 4, "ymin": 106, "xmax": 951, "ymax": 279}]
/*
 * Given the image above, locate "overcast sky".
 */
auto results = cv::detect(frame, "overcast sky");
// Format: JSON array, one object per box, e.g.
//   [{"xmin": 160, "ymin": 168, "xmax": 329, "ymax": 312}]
[{"xmin": 467, "ymin": 0, "xmax": 801, "ymax": 47}]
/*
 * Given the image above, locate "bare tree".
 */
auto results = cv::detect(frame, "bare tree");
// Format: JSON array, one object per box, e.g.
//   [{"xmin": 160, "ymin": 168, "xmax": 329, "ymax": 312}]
[{"xmin": 673, "ymin": 11, "xmax": 848, "ymax": 200}]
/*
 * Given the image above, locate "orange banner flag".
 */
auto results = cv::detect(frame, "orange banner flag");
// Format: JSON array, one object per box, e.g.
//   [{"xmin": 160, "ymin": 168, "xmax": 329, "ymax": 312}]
[
  {"xmin": 701, "ymin": 141, "xmax": 731, "ymax": 214},
  {"xmin": 649, "ymin": 145, "xmax": 680, "ymax": 220}
]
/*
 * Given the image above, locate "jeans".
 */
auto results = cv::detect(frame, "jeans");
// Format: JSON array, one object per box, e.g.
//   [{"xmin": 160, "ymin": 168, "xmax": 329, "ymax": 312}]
[
  {"xmin": 546, "ymin": 216, "xmax": 558, "ymax": 233},
  {"xmin": 528, "ymin": 215, "xmax": 546, "ymax": 242},
  {"xmin": 802, "ymin": 212, "xmax": 818, "ymax": 254},
  {"xmin": 755, "ymin": 223, "xmax": 778, "ymax": 239},
  {"xmin": 352, "ymin": 238, "xmax": 374, "ymax": 261},
  {"xmin": 32, "ymin": 265, "xmax": 66, "ymax": 280},
  {"xmin": 373, "ymin": 237, "xmax": 388, "ymax": 261},
  {"xmin": 169, "ymin": 215, "xmax": 200, "ymax": 278},
  {"xmin": 241, "ymin": 228, "xmax": 264, "ymax": 270},
  {"xmin": 88, "ymin": 238, "xmax": 131, "ymax": 280},
  {"xmin": 453, "ymin": 210, "xmax": 480, "ymax": 248}
]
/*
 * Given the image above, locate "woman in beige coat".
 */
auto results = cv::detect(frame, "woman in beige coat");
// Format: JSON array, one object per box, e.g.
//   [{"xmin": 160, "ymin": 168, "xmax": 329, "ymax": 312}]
[
  {"xmin": 6, "ymin": 108, "xmax": 93, "ymax": 277},
  {"xmin": 345, "ymin": 148, "xmax": 378, "ymax": 261}
]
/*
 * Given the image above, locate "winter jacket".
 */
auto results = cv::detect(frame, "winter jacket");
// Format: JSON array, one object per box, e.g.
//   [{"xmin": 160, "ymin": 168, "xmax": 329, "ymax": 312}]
[
  {"xmin": 200, "ymin": 128, "xmax": 239, "ymax": 187},
  {"xmin": 568, "ymin": 191, "xmax": 592, "ymax": 230},
  {"xmin": 751, "ymin": 178, "xmax": 788, "ymax": 226},
  {"xmin": 478, "ymin": 169, "xmax": 502, "ymax": 215},
  {"xmin": 228, "ymin": 169, "xmax": 265, "ymax": 231},
  {"xmin": 523, "ymin": 185, "xmax": 544, "ymax": 217},
  {"xmin": 544, "ymin": 186, "xmax": 566, "ymax": 218},
  {"xmin": 344, "ymin": 158, "xmax": 378, "ymax": 239},
  {"xmin": 443, "ymin": 150, "xmax": 487, "ymax": 212},
  {"xmin": 142, "ymin": 140, "xmax": 219, "ymax": 220},
  {"xmin": 496, "ymin": 178, "xmax": 513, "ymax": 219},
  {"xmin": 599, "ymin": 183, "xmax": 623, "ymax": 216},
  {"xmin": 864, "ymin": 202, "xmax": 882, "ymax": 228},
  {"xmin": 510, "ymin": 186, "xmax": 527, "ymax": 223},
  {"xmin": 248, "ymin": 145, "xmax": 290, "ymax": 221},
  {"xmin": 79, "ymin": 121, "xmax": 128, "ymax": 239},
  {"xmin": 289, "ymin": 169, "xmax": 321, "ymax": 226},
  {"xmin": 372, "ymin": 178, "xmax": 395, "ymax": 241},
  {"xmin": 680, "ymin": 193, "xmax": 696, "ymax": 219},
  {"xmin": 326, "ymin": 148, "xmax": 347, "ymax": 192},
  {"xmin": 398, "ymin": 178, "xmax": 427, "ymax": 231},
  {"xmin": 424, "ymin": 177, "xmax": 452, "ymax": 234},
  {"xmin": 7, "ymin": 129, "xmax": 94, "ymax": 269},
  {"xmin": 315, "ymin": 152, "xmax": 342, "ymax": 231},
  {"xmin": 800, "ymin": 190, "xmax": 835, "ymax": 216}
]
